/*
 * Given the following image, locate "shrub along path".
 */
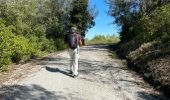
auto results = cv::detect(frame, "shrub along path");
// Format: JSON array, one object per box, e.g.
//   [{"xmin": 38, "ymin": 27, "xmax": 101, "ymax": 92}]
[{"xmin": 0, "ymin": 45, "xmax": 168, "ymax": 100}]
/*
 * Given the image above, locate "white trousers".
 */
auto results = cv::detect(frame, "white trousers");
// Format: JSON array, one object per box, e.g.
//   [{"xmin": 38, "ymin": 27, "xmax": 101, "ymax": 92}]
[{"xmin": 69, "ymin": 47, "xmax": 79, "ymax": 75}]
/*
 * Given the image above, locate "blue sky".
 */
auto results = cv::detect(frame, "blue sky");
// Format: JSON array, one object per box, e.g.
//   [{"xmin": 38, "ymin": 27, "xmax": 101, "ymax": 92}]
[{"xmin": 86, "ymin": 0, "xmax": 120, "ymax": 39}]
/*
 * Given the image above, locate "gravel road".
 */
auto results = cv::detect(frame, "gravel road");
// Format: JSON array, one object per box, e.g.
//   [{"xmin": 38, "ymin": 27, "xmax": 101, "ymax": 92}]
[{"xmin": 0, "ymin": 45, "xmax": 167, "ymax": 100}]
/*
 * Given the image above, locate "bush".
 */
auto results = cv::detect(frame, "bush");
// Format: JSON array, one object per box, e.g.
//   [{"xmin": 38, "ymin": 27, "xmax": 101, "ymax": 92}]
[
  {"xmin": 86, "ymin": 35, "xmax": 120, "ymax": 45},
  {"xmin": 0, "ymin": 22, "xmax": 14, "ymax": 71},
  {"xmin": 11, "ymin": 35, "xmax": 32, "ymax": 63},
  {"xmin": 38, "ymin": 36, "xmax": 57, "ymax": 52},
  {"xmin": 54, "ymin": 39, "xmax": 67, "ymax": 50},
  {"xmin": 0, "ymin": 20, "xmax": 60, "ymax": 71}
]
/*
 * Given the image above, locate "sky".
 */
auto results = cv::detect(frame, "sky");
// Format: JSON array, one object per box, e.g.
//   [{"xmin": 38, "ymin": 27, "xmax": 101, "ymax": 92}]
[{"xmin": 86, "ymin": 0, "xmax": 120, "ymax": 39}]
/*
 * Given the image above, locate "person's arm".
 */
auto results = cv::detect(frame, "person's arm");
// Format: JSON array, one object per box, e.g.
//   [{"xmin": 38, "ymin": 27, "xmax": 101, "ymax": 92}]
[{"xmin": 78, "ymin": 34, "xmax": 82, "ymax": 46}]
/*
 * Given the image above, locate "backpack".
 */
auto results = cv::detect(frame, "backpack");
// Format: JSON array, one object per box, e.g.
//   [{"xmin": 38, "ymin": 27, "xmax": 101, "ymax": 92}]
[{"xmin": 68, "ymin": 34, "xmax": 78, "ymax": 49}]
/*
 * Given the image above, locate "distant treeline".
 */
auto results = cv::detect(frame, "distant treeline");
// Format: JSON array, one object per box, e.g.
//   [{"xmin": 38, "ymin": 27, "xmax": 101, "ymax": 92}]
[
  {"xmin": 0, "ymin": 0, "xmax": 95, "ymax": 71},
  {"xmin": 86, "ymin": 35, "xmax": 120, "ymax": 45}
]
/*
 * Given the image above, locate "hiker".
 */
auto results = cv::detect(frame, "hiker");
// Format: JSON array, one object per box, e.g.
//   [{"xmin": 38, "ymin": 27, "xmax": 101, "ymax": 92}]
[{"xmin": 65, "ymin": 27, "xmax": 82, "ymax": 77}]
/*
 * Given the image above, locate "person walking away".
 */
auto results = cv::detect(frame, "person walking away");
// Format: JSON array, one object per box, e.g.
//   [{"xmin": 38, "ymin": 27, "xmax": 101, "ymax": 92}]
[{"xmin": 65, "ymin": 27, "xmax": 82, "ymax": 78}]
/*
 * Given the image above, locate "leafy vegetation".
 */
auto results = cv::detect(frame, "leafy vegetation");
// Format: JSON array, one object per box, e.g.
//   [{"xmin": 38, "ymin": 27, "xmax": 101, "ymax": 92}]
[
  {"xmin": 86, "ymin": 35, "xmax": 120, "ymax": 45},
  {"xmin": 107, "ymin": 0, "xmax": 170, "ymax": 96},
  {"xmin": 0, "ymin": 0, "xmax": 94, "ymax": 71},
  {"xmin": 70, "ymin": 0, "xmax": 95, "ymax": 37}
]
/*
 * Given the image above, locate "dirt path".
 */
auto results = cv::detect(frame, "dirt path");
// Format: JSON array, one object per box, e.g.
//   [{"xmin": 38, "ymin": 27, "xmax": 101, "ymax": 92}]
[{"xmin": 0, "ymin": 45, "xmax": 167, "ymax": 100}]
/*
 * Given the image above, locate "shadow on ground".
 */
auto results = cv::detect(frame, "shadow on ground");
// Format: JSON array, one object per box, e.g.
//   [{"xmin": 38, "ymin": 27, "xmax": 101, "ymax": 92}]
[
  {"xmin": 45, "ymin": 66, "xmax": 72, "ymax": 77},
  {"xmin": 137, "ymin": 91, "xmax": 168, "ymax": 100},
  {"xmin": 0, "ymin": 84, "xmax": 85, "ymax": 100},
  {"xmin": 0, "ymin": 84, "xmax": 62, "ymax": 100},
  {"xmin": 23, "ymin": 45, "xmax": 167, "ymax": 100}
]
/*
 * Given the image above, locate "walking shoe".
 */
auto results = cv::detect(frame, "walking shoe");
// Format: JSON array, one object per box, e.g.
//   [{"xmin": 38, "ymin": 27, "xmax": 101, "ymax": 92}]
[
  {"xmin": 73, "ymin": 74, "xmax": 78, "ymax": 78},
  {"xmin": 68, "ymin": 71, "xmax": 73, "ymax": 74}
]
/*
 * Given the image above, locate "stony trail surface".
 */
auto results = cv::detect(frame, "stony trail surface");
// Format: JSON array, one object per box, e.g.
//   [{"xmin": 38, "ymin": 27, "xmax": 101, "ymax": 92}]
[{"xmin": 0, "ymin": 45, "xmax": 167, "ymax": 100}]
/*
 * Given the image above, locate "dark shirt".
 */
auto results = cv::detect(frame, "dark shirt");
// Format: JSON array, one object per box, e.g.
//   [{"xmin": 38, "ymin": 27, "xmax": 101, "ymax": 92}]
[{"xmin": 64, "ymin": 33, "xmax": 82, "ymax": 45}]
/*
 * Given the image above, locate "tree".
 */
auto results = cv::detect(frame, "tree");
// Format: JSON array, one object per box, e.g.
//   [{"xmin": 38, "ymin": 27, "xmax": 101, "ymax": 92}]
[
  {"xmin": 0, "ymin": 0, "xmax": 74, "ymax": 70},
  {"xmin": 107, "ymin": 0, "xmax": 170, "ymax": 42},
  {"xmin": 69, "ymin": 0, "xmax": 95, "ymax": 36}
]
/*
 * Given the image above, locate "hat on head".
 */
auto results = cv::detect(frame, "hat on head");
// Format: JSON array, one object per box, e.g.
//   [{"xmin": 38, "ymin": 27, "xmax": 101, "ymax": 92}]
[{"xmin": 70, "ymin": 27, "xmax": 77, "ymax": 33}]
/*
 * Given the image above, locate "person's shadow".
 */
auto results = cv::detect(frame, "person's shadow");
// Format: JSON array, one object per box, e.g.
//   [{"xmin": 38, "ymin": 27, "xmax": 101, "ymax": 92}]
[{"xmin": 45, "ymin": 66, "xmax": 73, "ymax": 77}]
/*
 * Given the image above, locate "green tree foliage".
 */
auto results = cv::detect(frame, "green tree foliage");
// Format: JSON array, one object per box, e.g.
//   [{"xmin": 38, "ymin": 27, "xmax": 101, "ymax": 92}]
[
  {"xmin": 107, "ymin": 0, "xmax": 170, "ymax": 43},
  {"xmin": 0, "ymin": 0, "xmax": 94, "ymax": 71},
  {"xmin": 70, "ymin": 0, "xmax": 95, "ymax": 36}
]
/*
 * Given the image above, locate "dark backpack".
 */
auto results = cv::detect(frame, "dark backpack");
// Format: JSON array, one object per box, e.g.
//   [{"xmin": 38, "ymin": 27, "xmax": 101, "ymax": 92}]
[{"xmin": 68, "ymin": 34, "xmax": 78, "ymax": 49}]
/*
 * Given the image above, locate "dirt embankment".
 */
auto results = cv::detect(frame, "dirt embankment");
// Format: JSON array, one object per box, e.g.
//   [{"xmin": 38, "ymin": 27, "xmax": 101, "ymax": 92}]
[{"xmin": 110, "ymin": 41, "xmax": 170, "ymax": 97}]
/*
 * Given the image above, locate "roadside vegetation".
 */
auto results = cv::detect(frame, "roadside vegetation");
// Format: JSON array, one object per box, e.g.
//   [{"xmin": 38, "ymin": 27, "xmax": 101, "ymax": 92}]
[
  {"xmin": 0, "ymin": 0, "xmax": 95, "ymax": 71},
  {"xmin": 107, "ymin": 0, "xmax": 170, "ymax": 96},
  {"xmin": 86, "ymin": 35, "xmax": 120, "ymax": 45}
]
